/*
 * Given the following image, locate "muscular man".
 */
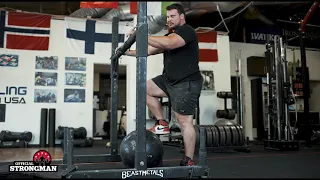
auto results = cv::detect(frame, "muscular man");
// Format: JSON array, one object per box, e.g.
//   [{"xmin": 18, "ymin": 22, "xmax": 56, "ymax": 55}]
[{"xmin": 123, "ymin": 3, "xmax": 203, "ymax": 166}]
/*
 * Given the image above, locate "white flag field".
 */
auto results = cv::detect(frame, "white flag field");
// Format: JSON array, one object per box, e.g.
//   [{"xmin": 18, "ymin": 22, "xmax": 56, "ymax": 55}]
[{"xmin": 64, "ymin": 17, "xmax": 129, "ymax": 57}]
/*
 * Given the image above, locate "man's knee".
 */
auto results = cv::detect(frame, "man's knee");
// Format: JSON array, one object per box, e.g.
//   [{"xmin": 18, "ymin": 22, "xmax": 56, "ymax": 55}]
[
  {"xmin": 176, "ymin": 113, "xmax": 194, "ymax": 129},
  {"xmin": 146, "ymin": 79, "xmax": 166, "ymax": 97}
]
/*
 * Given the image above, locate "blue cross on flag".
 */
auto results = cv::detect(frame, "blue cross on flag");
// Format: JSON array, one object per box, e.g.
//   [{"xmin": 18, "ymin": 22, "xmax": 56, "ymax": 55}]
[{"xmin": 65, "ymin": 17, "xmax": 125, "ymax": 56}]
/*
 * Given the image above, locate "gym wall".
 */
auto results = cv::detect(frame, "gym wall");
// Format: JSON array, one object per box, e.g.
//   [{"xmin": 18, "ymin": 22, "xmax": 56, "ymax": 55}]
[{"xmin": 229, "ymin": 42, "xmax": 320, "ymax": 140}]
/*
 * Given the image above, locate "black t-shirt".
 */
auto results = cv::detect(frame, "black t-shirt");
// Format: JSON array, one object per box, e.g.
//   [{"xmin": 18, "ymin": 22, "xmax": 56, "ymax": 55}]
[{"xmin": 162, "ymin": 24, "xmax": 202, "ymax": 85}]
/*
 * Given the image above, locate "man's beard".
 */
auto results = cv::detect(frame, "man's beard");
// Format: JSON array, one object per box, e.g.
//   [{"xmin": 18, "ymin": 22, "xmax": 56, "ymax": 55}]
[{"xmin": 168, "ymin": 24, "xmax": 179, "ymax": 30}]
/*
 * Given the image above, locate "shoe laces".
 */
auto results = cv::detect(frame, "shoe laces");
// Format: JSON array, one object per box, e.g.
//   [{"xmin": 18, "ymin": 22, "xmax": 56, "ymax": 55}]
[{"xmin": 187, "ymin": 159, "xmax": 195, "ymax": 166}]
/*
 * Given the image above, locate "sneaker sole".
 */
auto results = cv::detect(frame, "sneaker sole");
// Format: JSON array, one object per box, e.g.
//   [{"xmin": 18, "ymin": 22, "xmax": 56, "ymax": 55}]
[{"xmin": 153, "ymin": 131, "xmax": 170, "ymax": 135}]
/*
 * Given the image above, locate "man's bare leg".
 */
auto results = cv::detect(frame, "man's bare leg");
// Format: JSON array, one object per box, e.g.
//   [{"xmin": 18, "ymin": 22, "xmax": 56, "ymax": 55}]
[
  {"xmin": 146, "ymin": 80, "xmax": 167, "ymax": 120},
  {"xmin": 146, "ymin": 80, "xmax": 170, "ymax": 134},
  {"xmin": 175, "ymin": 113, "xmax": 195, "ymax": 160}
]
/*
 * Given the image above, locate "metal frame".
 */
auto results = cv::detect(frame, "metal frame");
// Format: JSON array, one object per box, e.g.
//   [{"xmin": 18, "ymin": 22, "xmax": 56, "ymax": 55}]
[
  {"xmin": 60, "ymin": 2, "xmax": 210, "ymax": 179},
  {"xmin": 61, "ymin": 126, "xmax": 209, "ymax": 178},
  {"xmin": 61, "ymin": 16, "xmax": 124, "ymax": 165},
  {"xmin": 263, "ymin": 35, "xmax": 300, "ymax": 151},
  {"xmin": 299, "ymin": 1, "xmax": 319, "ymax": 148}
]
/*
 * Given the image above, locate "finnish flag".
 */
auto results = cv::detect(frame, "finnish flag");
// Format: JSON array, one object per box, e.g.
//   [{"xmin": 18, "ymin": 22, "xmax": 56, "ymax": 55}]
[{"xmin": 65, "ymin": 17, "xmax": 126, "ymax": 56}]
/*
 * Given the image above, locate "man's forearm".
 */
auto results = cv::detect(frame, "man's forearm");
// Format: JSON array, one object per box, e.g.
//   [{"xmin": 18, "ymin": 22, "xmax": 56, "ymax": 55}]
[{"xmin": 124, "ymin": 50, "xmax": 136, "ymax": 56}]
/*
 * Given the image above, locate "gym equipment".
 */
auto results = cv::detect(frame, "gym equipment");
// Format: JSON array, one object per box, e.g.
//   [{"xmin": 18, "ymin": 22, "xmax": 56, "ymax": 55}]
[
  {"xmin": 61, "ymin": 138, "xmax": 94, "ymax": 148},
  {"xmin": 0, "ymin": 130, "xmax": 32, "ymax": 142},
  {"xmin": 104, "ymin": 106, "xmax": 127, "ymax": 139},
  {"xmin": 216, "ymin": 109, "xmax": 236, "ymax": 120},
  {"xmin": 56, "ymin": 126, "xmax": 87, "ymax": 139},
  {"xmin": 48, "ymin": 108, "xmax": 56, "ymax": 147},
  {"xmin": 214, "ymin": 119, "xmax": 236, "ymax": 126},
  {"xmin": 73, "ymin": 138, "xmax": 94, "ymax": 147},
  {"xmin": 0, "ymin": 140, "xmax": 27, "ymax": 148},
  {"xmin": 60, "ymin": 5, "xmax": 209, "ymax": 178},
  {"xmin": 297, "ymin": 2, "xmax": 319, "ymax": 148},
  {"xmin": 216, "ymin": 91, "xmax": 236, "ymax": 120},
  {"xmin": 120, "ymin": 130, "xmax": 164, "ymax": 168},
  {"xmin": 235, "ymin": 48, "xmax": 244, "ymax": 126},
  {"xmin": 117, "ymin": 106, "xmax": 127, "ymax": 138},
  {"xmin": 217, "ymin": 91, "xmax": 233, "ymax": 98},
  {"xmin": 39, "ymin": 108, "xmax": 57, "ymax": 147},
  {"xmin": 180, "ymin": 124, "xmax": 250, "ymax": 153},
  {"xmin": 40, "ymin": 108, "xmax": 48, "ymax": 147},
  {"xmin": 263, "ymin": 36, "xmax": 299, "ymax": 151}
]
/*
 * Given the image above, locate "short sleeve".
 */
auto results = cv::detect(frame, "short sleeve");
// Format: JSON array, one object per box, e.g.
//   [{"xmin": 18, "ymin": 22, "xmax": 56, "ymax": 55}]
[{"xmin": 173, "ymin": 25, "xmax": 196, "ymax": 44}]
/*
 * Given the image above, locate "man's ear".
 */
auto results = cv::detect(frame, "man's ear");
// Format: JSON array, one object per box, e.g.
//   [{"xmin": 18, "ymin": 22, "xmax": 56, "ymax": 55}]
[{"xmin": 180, "ymin": 13, "xmax": 185, "ymax": 20}]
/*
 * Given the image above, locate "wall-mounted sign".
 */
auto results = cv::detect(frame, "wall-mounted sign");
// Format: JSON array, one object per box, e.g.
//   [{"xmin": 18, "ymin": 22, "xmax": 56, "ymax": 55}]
[
  {"xmin": 0, "ymin": 86, "xmax": 27, "ymax": 104},
  {"xmin": 244, "ymin": 21, "xmax": 320, "ymax": 49}
]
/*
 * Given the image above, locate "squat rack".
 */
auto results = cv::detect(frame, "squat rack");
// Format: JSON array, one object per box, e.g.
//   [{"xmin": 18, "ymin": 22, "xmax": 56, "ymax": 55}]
[{"xmin": 60, "ymin": 2, "xmax": 209, "ymax": 178}]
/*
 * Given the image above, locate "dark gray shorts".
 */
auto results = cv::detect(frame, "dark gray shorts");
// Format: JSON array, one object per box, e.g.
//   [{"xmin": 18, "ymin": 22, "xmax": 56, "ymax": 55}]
[{"xmin": 152, "ymin": 75, "xmax": 203, "ymax": 116}]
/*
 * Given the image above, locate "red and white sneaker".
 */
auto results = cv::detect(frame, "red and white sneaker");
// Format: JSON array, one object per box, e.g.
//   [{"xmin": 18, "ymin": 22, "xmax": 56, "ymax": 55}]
[{"xmin": 148, "ymin": 120, "xmax": 170, "ymax": 135}]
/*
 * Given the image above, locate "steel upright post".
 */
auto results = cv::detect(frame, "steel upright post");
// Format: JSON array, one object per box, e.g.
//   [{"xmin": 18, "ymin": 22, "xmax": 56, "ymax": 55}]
[{"xmin": 135, "ymin": 1, "xmax": 148, "ymax": 170}]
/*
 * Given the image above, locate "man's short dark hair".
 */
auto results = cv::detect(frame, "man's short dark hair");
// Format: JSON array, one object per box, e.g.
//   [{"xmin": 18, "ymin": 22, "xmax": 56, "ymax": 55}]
[{"xmin": 166, "ymin": 3, "xmax": 185, "ymax": 15}]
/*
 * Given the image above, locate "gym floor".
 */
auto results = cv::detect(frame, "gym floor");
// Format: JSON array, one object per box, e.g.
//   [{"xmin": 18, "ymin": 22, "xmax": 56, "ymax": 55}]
[{"xmin": 0, "ymin": 140, "xmax": 319, "ymax": 178}]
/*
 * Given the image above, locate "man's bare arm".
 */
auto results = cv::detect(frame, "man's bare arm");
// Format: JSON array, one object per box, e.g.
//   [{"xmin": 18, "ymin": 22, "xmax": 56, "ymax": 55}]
[{"xmin": 124, "ymin": 45, "xmax": 163, "ymax": 56}]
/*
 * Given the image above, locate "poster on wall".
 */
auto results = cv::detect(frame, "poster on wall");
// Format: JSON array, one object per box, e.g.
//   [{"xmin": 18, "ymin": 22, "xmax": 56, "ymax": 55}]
[
  {"xmin": 65, "ymin": 57, "xmax": 86, "ymax": 71},
  {"xmin": 0, "ymin": 54, "xmax": 18, "ymax": 67},
  {"xmin": 34, "ymin": 89, "xmax": 57, "ymax": 103},
  {"xmin": 65, "ymin": 73, "xmax": 86, "ymax": 87},
  {"xmin": 35, "ymin": 56, "xmax": 58, "ymax": 70},
  {"xmin": 35, "ymin": 72, "xmax": 58, "ymax": 86},
  {"xmin": 64, "ymin": 89, "xmax": 85, "ymax": 103},
  {"xmin": 200, "ymin": 70, "xmax": 215, "ymax": 91}
]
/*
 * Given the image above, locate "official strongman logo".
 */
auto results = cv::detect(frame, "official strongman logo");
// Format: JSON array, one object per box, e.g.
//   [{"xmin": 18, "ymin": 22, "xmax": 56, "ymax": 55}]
[
  {"xmin": 9, "ymin": 150, "xmax": 58, "ymax": 172},
  {"xmin": 33, "ymin": 150, "xmax": 52, "ymax": 166}
]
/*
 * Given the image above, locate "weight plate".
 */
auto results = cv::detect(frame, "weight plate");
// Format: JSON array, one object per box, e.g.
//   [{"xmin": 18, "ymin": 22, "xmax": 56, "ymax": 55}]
[
  {"xmin": 195, "ymin": 125, "xmax": 200, "ymax": 147},
  {"xmin": 238, "ymin": 125, "xmax": 245, "ymax": 146},
  {"xmin": 229, "ymin": 125, "xmax": 234, "ymax": 146},
  {"xmin": 202, "ymin": 125, "xmax": 208, "ymax": 147},
  {"xmin": 197, "ymin": 125, "xmax": 202, "ymax": 147},
  {"xmin": 231, "ymin": 125, "xmax": 239, "ymax": 146},
  {"xmin": 235, "ymin": 125, "xmax": 244, "ymax": 146},
  {"xmin": 224, "ymin": 126, "xmax": 232, "ymax": 146},
  {"xmin": 212, "ymin": 125, "xmax": 220, "ymax": 147},
  {"xmin": 235, "ymin": 125, "xmax": 240, "ymax": 146},
  {"xmin": 229, "ymin": 125, "xmax": 235, "ymax": 146},
  {"xmin": 217, "ymin": 126, "xmax": 226, "ymax": 146},
  {"xmin": 202, "ymin": 125, "xmax": 207, "ymax": 147},
  {"xmin": 234, "ymin": 125, "xmax": 241, "ymax": 146},
  {"xmin": 199, "ymin": 125, "xmax": 207, "ymax": 147},
  {"xmin": 214, "ymin": 126, "xmax": 220, "ymax": 147},
  {"xmin": 210, "ymin": 125, "xmax": 217, "ymax": 147},
  {"xmin": 201, "ymin": 125, "xmax": 207, "ymax": 146},
  {"xmin": 205, "ymin": 125, "xmax": 213, "ymax": 147}
]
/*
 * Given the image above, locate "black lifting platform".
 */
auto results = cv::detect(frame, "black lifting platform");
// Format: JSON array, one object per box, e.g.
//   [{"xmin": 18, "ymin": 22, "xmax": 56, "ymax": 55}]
[{"xmin": 60, "ymin": 2, "xmax": 210, "ymax": 179}]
